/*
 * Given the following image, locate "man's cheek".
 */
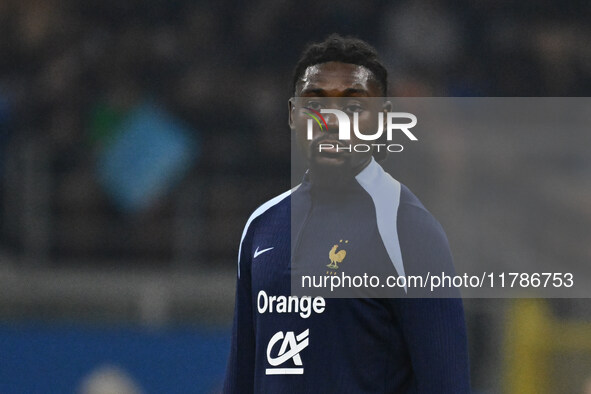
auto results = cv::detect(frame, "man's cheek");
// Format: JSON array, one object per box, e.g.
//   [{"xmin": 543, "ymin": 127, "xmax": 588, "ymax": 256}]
[{"xmin": 351, "ymin": 120, "xmax": 380, "ymax": 144}]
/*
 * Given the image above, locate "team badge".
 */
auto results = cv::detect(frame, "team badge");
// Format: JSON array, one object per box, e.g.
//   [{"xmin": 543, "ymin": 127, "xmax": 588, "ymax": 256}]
[{"xmin": 327, "ymin": 240, "xmax": 348, "ymax": 270}]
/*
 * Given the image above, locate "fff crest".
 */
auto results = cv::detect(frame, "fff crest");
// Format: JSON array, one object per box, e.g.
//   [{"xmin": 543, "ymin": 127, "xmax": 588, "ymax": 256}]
[{"xmin": 327, "ymin": 240, "xmax": 348, "ymax": 270}]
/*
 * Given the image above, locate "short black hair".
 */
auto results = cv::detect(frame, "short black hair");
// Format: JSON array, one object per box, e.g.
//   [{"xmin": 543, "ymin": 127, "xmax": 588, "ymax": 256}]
[{"xmin": 292, "ymin": 34, "xmax": 388, "ymax": 96}]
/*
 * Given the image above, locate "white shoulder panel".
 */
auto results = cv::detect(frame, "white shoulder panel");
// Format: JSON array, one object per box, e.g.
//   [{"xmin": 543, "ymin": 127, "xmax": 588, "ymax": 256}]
[
  {"xmin": 237, "ymin": 186, "xmax": 298, "ymax": 277},
  {"xmin": 355, "ymin": 158, "xmax": 406, "ymax": 289}
]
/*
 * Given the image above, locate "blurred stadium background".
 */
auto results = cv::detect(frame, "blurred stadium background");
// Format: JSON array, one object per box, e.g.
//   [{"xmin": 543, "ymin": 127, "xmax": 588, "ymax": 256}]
[{"xmin": 0, "ymin": 0, "xmax": 590, "ymax": 393}]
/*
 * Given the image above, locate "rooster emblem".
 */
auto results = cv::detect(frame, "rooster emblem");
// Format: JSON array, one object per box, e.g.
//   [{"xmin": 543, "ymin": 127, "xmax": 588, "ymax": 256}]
[{"xmin": 327, "ymin": 240, "xmax": 348, "ymax": 269}]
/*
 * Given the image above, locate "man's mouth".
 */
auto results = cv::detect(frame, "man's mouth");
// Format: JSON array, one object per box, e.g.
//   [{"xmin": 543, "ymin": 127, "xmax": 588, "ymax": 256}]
[{"xmin": 311, "ymin": 138, "xmax": 347, "ymax": 155}]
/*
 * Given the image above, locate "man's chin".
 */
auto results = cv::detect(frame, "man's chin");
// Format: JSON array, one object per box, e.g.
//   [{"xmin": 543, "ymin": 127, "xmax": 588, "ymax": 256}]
[{"xmin": 308, "ymin": 152, "xmax": 356, "ymax": 186}]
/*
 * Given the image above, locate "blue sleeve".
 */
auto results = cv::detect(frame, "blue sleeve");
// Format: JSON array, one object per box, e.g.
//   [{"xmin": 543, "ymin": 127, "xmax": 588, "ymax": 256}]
[
  {"xmin": 394, "ymin": 298, "xmax": 471, "ymax": 393},
  {"xmin": 394, "ymin": 203, "xmax": 471, "ymax": 392},
  {"xmin": 223, "ymin": 228, "xmax": 256, "ymax": 394}
]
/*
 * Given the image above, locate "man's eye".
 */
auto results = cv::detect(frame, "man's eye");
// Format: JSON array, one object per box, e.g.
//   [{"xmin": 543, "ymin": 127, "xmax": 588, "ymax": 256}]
[
  {"xmin": 305, "ymin": 101, "xmax": 323, "ymax": 110},
  {"xmin": 343, "ymin": 104, "xmax": 364, "ymax": 113}
]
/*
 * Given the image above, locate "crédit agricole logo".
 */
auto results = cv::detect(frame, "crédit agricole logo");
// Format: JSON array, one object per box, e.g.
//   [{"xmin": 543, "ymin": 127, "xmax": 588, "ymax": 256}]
[{"xmin": 304, "ymin": 107, "xmax": 418, "ymax": 153}]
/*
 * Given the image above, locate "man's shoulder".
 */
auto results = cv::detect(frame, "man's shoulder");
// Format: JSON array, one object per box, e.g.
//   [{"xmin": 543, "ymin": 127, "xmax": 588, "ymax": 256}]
[
  {"xmin": 242, "ymin": 187, "xmax": 294, "ymax": 232},
  {"xmin": 397, "ymin": 183, "xmax": 446, "ymax": 235},
  {"xmin": 356, "ymin": 160, "xmax": 432, "ymax": 219},
  {"xmin": 237, "ymin": 188, "xmax": 294, "ymax": 274},
  {"xmin": 398, "ymin": 183, "xmax": 429, "ymax": 215},
  {"xmin": 363, "ymin": 165, "xmax": 448, "ymax": 250},
  {"xmin": 396, "ymin": 183, "xmax": 451, "ymax": 262}
]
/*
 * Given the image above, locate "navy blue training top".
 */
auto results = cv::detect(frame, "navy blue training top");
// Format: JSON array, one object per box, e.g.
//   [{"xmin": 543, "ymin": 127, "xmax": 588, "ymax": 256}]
[{"xmin": 224, "ymin": 158, "xmax": 470, "ymax": 393}]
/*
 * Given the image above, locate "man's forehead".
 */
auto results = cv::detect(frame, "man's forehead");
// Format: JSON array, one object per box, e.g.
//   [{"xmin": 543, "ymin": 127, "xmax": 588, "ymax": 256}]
[{"xmin": 298, "ymin": 62, "xmax": 377, "ymax": 93}]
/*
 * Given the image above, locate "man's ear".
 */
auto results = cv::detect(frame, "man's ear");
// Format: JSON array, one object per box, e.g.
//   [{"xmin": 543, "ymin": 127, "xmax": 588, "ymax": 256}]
[
  {"xmin": 288, "ymin": 98, "xmax": 296, "ymax": 130},
  {"xmin": 382, "ymin": 100, "xmax": 392, "ymax": 128},
  {"xmin": 382, "ymin": 100, "xmax": 393, "ymax": 112}
]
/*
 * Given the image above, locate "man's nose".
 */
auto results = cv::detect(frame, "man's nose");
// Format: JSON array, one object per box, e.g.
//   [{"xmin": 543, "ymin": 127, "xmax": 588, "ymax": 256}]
[{"xmin": 324, "ymin": 113, "xmax": 339, "ymax": 134}]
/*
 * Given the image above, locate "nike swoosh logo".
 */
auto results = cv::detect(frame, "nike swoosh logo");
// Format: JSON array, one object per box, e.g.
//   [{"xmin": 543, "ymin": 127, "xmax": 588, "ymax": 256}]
[{"xmin": 254, "ymin": 246, "xmax": 274, "ymax": 259}]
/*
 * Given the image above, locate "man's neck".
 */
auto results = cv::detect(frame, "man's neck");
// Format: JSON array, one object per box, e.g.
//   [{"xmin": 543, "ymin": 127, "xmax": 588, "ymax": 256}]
[{"xmin": 308, "ymin": 157, "xmax": 373, "ymax": 191}]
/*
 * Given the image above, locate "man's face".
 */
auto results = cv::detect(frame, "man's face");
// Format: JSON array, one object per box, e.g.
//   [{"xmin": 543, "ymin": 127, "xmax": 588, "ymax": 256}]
[{"xmin": 289, "ymin": 62, "xmax": 386, "ymax": 175}]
